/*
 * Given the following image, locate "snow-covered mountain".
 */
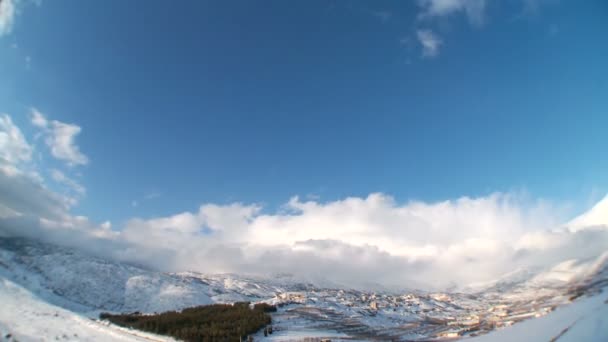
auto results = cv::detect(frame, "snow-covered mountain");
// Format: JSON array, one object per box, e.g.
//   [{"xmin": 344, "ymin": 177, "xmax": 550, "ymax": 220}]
[
  {"xmin": 470, "ymin": 289, "xmax": 608, "ymax": 342},
  {"xmin": 0, "ymin": 237, "xmax": 214, "ymax": 313},
  {"xmin": 0, "ymin": 277, "xmax": 176, "ymax": 342},
  {"xmin": 0, "ymin": 235, "xmax": 607, "ymax": 341}
]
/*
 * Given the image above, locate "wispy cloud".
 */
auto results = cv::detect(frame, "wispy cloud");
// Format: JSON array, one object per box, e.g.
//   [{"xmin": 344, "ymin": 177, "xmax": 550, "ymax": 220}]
[
  {"xmin": 50, "ymin": 168, "xmax": 86, "ymax": 196},
  {"xmin": 417, "ymin": 29, "xmax": 442, "ymax": 58},
  {"xmin": 418, "ymin": 0, "xmax": 486, "ymax": 26},
  {"xmin": 131, "ymin": 191, "xmax": 161, "ymax": 208},
  {"xmin": 371, "ymin": 10, "xmax": 392, "ymax": 23},
  {"xmin": 144, "ymin": 192, "xmax": 161, "ymax": 200},
  {"xmin": 30, "ymin": 108, "xmax": 89, "ymax": 166},
  {"xmin": 0, "ymin": 113, "xmax": 32, "ymax": 169},
  {"xmin": 0, "ymin": 0, "xmax": 16, "ymax": 37}
]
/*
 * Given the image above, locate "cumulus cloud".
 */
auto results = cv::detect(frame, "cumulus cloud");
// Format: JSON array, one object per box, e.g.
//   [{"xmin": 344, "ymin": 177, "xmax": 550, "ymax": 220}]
[
  {"xmin": 7, "ymin": 172, "xmax": 607, "ymax": 290},
  {"xmin": 30, "ymin": 108, "xmax": 89, "ymax": 166},
  {"xmin": 113, "ymin": 194, "xmax": 607, "ymax": 289},
  {"xmin": 3, "ymin": 171, "xmax": 608, "ymax": 289},
  {"xmin": 0, "ymin": 0, "xmax": 16, "ymax": 37},
  {"xmin": 418, "ymin": 0, "xmax": 486, "ymax": 26},
  {"xmin": 417, "ymin": 29, "xmax": 442, "ymax": 58}
]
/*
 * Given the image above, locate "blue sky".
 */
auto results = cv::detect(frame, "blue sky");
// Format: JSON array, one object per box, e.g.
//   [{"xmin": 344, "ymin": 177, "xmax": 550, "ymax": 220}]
[
  {"xmin": 1, "ymin": 1, "xmax": 608, "ymax": 285},
  {"xmin": 3, "ymin": 0, "xmax": 606, "ymax": 224}
]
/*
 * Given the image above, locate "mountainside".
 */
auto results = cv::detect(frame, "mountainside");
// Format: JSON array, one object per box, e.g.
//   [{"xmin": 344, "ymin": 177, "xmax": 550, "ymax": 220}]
[
  {"xmin": 470, "ymin": 289, "xmax": 608, "ymax": 342},
  {"xmin": 0, "ymin": 237, "xmax": 214, "ymax": 313},
  {"xmin": 1, "ymin": 236, "xmax": 607, "ymax": 341},
  {"xmin": 0, "ymin": 277, "xmax": 175, "ymax": 342}
]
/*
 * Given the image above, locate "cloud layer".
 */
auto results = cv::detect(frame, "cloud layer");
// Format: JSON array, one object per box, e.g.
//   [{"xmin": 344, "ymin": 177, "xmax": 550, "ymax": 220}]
[{"xmin": 112, "ymin": 193, "xmax": 608, "ymax": 289}]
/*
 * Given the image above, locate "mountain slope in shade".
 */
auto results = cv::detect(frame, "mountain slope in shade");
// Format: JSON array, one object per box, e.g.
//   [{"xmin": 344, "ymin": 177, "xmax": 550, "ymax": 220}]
[{"xmin": 568, "ymin": 195, "xmax": 608, "ymax": 231}]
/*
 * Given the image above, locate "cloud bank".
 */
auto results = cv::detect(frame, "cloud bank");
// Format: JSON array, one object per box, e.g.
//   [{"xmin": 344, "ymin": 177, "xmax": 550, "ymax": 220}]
[{"xmin": 1, "ymin": 112, "xmax": 607, "ymax": 290}]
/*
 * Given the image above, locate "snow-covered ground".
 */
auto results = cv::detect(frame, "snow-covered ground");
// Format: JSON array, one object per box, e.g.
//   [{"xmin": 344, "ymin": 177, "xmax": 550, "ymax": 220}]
[
  {"xmin": 471, "ymin": 290, "xmax": 608, "ymax": 341},
  {"xmin": 0, "ymin": 276, "xmax": 175, "ymax": 342}
]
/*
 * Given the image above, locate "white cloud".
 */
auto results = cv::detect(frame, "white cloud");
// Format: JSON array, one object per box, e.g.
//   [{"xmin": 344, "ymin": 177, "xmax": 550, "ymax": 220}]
[
  {"xmin": 101, "ymin": 193, "xmax": 605, "ymax": 289},
  {"xmin": 0, "ymin": 113, "xmax": 32, "ymax": 168},
  {"xmin": 0, "ymin": 163, "xmax": 74, "ymax": 220},
  {"xmin": 0, "ymin": 114, "xmax": 104, "ymax": 263},
  {"xmin": 417, "ymin": 29, "xmax": 442, "ymax": 58},
  {"xmin": 0, "ymin": 0, "xmax": 16, "ymax": 37},
  {"xmin": 50, "ymin": 168, "xmax": 86, "ymax": 195},
  {"xmin": 30, "ymin": 109, "xmax": 89, "ymax": 166},
  {"xmin": 46, "ymin": 121, "xmax": 88, "ymax": 165},
  {"xmin": 30, "ymin": 108, "xmax": 48, "ymax": 128},
  {"xmin": 0, "ymin": 114, "xmax": 81, "ymax": 221},
  {"xmin": 418, "ymin": 0, "xmax": 486, "ymax": 26},
  {"xmin": 2, "ymin": 156, "xmax": 607, "ymax": 289}
]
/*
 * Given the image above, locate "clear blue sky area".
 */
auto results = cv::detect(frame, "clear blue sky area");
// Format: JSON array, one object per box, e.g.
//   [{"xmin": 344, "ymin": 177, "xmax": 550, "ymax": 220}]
[{"xmin": 1, "ymin": 0, "xmax": 607, "ymax": 223}]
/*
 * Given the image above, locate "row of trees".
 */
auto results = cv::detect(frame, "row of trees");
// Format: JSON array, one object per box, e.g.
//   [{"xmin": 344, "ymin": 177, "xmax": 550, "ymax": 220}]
[{"xmin": 100, "ymin": 302, "xmax": 274, "ymax": 341}]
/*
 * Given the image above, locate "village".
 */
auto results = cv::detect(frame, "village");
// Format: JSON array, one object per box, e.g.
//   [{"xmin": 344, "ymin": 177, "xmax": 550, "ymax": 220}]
[{"xmin": 254, "ymin": 286, "xmax": 568, "ymax": 340}]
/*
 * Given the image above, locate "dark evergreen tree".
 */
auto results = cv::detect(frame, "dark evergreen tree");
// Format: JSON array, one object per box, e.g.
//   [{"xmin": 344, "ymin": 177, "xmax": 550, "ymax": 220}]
[{"xmin": 100, "ymin": 303, "xmax": 275, "ymax": 342}]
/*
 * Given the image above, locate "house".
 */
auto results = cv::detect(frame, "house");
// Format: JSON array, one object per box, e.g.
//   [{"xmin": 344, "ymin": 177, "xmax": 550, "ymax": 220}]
[{"xmin": 370, "ymin": 301, "xmax": 378, "ymax": 310}]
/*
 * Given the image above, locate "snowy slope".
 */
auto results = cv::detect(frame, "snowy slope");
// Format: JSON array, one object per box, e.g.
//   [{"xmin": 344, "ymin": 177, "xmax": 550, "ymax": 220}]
[
  {"xmin": 0, "ymin": 237, "xmax": 308, "ymax": 313},
  {"xmin": 0, "ymin": 237, "xmax": 214, "ymax": 313},
  {"xmin": 0, "ymin": 276, "xmax": 175, "ymax": 342},
  {"xmin": 470, "ymin": 289, "xmax": 608, "ymax": 341}
]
